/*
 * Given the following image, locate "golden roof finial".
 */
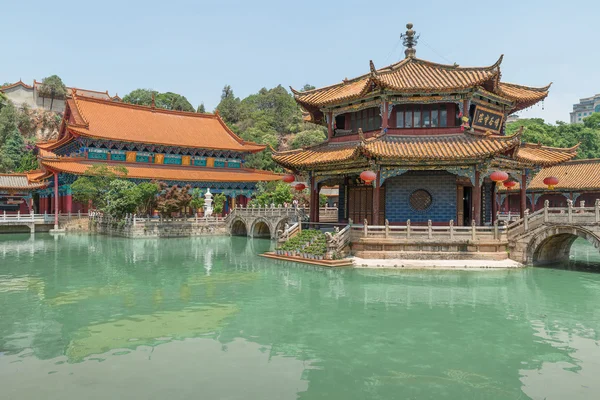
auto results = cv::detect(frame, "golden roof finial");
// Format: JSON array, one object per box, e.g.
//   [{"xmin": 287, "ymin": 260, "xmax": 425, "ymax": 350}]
[{"xmin": 401, "ymin": 22, "xmax": 419, "ymax": 59}]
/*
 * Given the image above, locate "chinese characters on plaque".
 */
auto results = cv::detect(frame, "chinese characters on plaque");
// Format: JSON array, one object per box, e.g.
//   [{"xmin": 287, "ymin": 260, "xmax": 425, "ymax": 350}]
[{"xmin": 472, "ymin": 106, "xmax": 504, "ymax": 134}]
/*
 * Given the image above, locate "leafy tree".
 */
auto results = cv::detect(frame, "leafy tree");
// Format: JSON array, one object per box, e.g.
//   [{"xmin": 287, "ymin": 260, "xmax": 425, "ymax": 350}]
[
  {"xmin": 251, "ymin": 181, "xmax": 293, "ymax": 207},
  {"xmin": 0, "ymin": 101, "xmax": 18, "ymax": 144},
  {"xmin": 215, "ymin": 85, "xmax": 241, "ymax": 124},
  {"xmin": 103, "ymin": 180, "xmax": 142, "ymax": 218},
  {"xmin": 71, "ymin": 165, "xmax": 128, "ymax": 209},
  {"xmin": 291, "ymin": 128, "xmax": 326, "ymax": 149},
  {"xmin": 37, "ymin": 75, "xmax": 67, "ymax": 110},
  {"xmin": 15, "ymin": 150, "xmax": 38, "ymax": 172},
  {"xmin": 189, "ymin": 188, "xmax": 205, "ymax": 211},
  {"xmin": 197, "ymin": 103, "xmax": 206, "ymax": 113},
  {"xmin": 137, "ymin": 182, "xmax": 159, "ymax": 215},
  {"xmin": 212, "ymin": 193, "xmax": 227, "ymax": 215},
  {"xmin": 583, "ymin": 113, "xmax": 600, "ymax": 130},
  {"xmin": 319, "ymin": 194, "xmax": 328, "ymax": 207},
  {"xmin": 0, "ymin": 91, "xmax": 8, "ymax": 109},
  {"xmin": 156, "ymin": 182, "xmax": 192, "ymax": 216},
  {"xmin": 122, "ymin": 88, "xmax": 155, "ymax": 106},
  {"xmin": 301, "ymin": 84, "xmax": 315, "ymax": 91}
]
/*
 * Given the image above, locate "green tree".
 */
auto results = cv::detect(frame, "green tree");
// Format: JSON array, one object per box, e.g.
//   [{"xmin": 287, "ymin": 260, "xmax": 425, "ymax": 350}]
[
  {"xmin": 212, "ymin": 193, "xmax": 227, "ymax": 215},
  {"xmin": 156, "ymin": 182, "xmax": 192, "ymax": 216},
  {"xmin": 215, "ymin": 85, "xmax": 241, "ymax": 124},
  {"xmin": 122, "ymin": 88, "xmax": 155, "ymax": 106},
  {"xmin": 197, "ymin": 103, "xmax": 206, "ymax": 113},
  {"xmin": 251, "ymin": 181, "xmax": 293, "ymax": 207},
  {"xmin": 301, "ymin": 84, "xmax": 315, "ymax": 91},
  {"xmin": 15, "ymin": 150, "xmax": 38, "ymax": 172},
  {"xmin": 0, "ymin": 91, "xmax": 8, "ymax": 109},
  {"xmin": 71, "ymin": 165, "xmax": 128, "ymax": 209},
  {"xmin": 583, "ymin": 113, "xmax": 600, "ymax": 130},
  {"xmin": 155, "ymin": 92, "xmax": 195, "ymax": 112},
  {"xmin": 189, "ymin": 188, "xmax": 205, "ymax": 211},
  {"xmin": 37, "ymin": 75, "xmax": 67, "ymax": 110},
  {"xmin": 137, "ymin": 182, "xmax": 159, "ymax": 215},
  {"xmin": 103, "ymin": 180, "xmax": 142, "ymax": 218},
  {"xmin": 291, "ymin": 128, "xmax": 326, "ymax": 149}
]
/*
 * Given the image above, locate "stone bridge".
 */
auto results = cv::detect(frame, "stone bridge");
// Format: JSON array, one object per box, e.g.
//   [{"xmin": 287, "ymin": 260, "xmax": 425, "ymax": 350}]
[
  {"xmin": 508, "ymin": 200, "xmax": 600, "ymax": 264},
  {"xmin": 226, "ymin": 206, "xmax": 306, "ymax": 239}
]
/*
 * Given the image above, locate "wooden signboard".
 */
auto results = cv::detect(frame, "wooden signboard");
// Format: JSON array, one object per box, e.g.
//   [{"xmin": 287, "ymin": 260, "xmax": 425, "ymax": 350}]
[{"xmin": 472, "ymin": 106, "xmax": 504, "ymax": 134}]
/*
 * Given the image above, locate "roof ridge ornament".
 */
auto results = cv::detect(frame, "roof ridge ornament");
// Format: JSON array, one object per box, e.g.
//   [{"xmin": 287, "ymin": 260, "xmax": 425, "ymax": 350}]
[{"xmin": 400, "ymin": 23, "xmax": 419, "ymax": 59}]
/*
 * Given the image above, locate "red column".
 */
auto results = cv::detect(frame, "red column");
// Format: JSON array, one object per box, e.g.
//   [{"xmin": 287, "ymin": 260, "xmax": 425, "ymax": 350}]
[
  {"xmin": 309, "ymin": 176, "xmax": 318, "ymax": 223},
  {"xmin": 39, "ymin": 196, "xmax": 45, "ymax": 214},
  {"xmin": 531, "ymin": 193, "xmax": 536, "ymax": 212},
  {"xmin": 53, "ymin": 172, "xmax": 59, "ymax": 229},
  {"xmin": 327, "ymin": 112, "xmax": 333, "ymax": 139},
  {"xmin": 382, "ymin": 101, "xmax": 389, "ymax": 130},
  {"xmin": 372, "ymin": 171, "xmax": 380, "ymax": 225},
  {"xmin": 520, "ymin": 173, "xmax": 527, "ymax": 219},
  {"xmin": 473, "ymin": 170, "xmax": 481, "ymax": 225},
  {"xmin": 66, "ymin": 194, "xmax": 73, "ymax": 213},
  {"xmin": 492, "ymin": 184, "xmax": 497, "ymax": 222}
]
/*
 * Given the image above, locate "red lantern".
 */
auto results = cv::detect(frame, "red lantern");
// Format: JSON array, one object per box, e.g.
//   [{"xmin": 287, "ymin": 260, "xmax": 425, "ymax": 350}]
[
  {"xmin": 294, "ymin": 183, "xmax": 306, "ymax": 191},
  {"xmin": 543, "ymin": 176, "xmax": 559, "ymax": 190},
  {"xmin": 360, "ymin": 170, "xmax": 377, "ymax": 184},
  {"xmin": 503, "ymin": 180, "xmax": 517, "ymax": 190},
  {"xmin": 490, "ymin": 171, "xmax": 509, "ymax": 183},
  {"xmin": 282, "ymin": 174, "xmax": 295, "ymax": 183}
]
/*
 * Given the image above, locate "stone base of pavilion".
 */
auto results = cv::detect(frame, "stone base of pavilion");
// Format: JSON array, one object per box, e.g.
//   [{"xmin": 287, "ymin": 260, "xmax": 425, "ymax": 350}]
[{"xmin": 352, "ymin": 257, "xmax": 522, "ymax": 269}]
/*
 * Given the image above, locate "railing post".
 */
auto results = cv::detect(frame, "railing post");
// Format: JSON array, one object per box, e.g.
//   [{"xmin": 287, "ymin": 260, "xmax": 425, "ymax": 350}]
[
  {"xmin": 567, "ymin": 199, "xmax": 573, "ymax": 223},
  {"xmin": 494, "ymin": 219, "xmax": 499, "ymax": 240},
  {"xmin": 133, "ymin": 214, "xmax": 137, "ymax": 225},
  {"xmin": 524, "ymin": 209, "xmax": 529, "ymax": 231},
  {"xmin": 427, "ymin": 220, "xmax": 432, "ymax": 239},
  {"xmin": 17, "ymin": 210, "xmax": 20, "ymax": 220},
  {"xmin": 363, "ymin": 218, "xmax": 368, "ymax": 238},
  {"xmin": 449, "ymin": 219, "xmax": 454, "ymax": 240},
  {"xmin": 3, "ymin": 210, "xmax": 5, "ymax": 221},
  {"xmin": 544, "ymin": 200, "xmax": 549, "ymax": 223},
  {"xmin": 31, "ymin": 209, "xmax": 34, "ymax": 221},
  {"xmin": 78, "ymin": 210, "xmax": 81, "ymax": 219},
  {"xmin": 406, "ymin": 219, "xmax": 411, "ymax": 239},
  {"xmin": 596, "ymin": 199, "xmax": 600, "ymax": 223},
  {"xmin": 385, "ymin": 219, "xmax": 389, "ymax": 238},
  {"xmin": 471, "ymin": 219, "xmax": 476, "ymax": 241}
]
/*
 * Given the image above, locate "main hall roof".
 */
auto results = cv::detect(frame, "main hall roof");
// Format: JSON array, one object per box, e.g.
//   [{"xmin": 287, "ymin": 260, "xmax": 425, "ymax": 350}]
[{"xmin": 40, "ymin": 93, "xmax": 265, "ymax": 153}]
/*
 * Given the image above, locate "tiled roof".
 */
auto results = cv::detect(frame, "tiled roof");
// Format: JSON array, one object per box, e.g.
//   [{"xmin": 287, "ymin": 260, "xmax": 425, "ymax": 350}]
[
  {"xmin": 273, "ymin": 132, "xmax": 521, "ymax": 169},
  {"xmin": 58, "ymin": 94, "xmax": 265, "ymax": 153},
  {"xmin": 0, "ymin": 80, "xmax": 33, "ymax": 91},
  {"xmin": 515, "ymin": 143, "xmax": 578, "ymax": 166},
  {"xmin": 291, "ymin": 56, "xmax": 503, "ymax": 107},
  {"xmin": 497, "ymin": 82, "xmax": 551, "ymax": 113},
  {"xmin": 0, "ymin": 174, "xmax": 46, "ymax": 190},
  {"xmin": 40, "ymin": 159, "xmax": 281, "ymax": 183},
  {"xmin": 499, "ymin": 159, "xmax": 600, "ymax": 192},
  {"xmin": 363, "ymin": 133, "xmax": 520, "ymax": 161}
]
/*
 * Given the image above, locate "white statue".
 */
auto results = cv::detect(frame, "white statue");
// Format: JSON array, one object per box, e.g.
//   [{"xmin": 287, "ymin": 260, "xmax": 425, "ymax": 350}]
[{"xmin": 204, "ymin": 188, "xmax": 213, "ymax": 218}]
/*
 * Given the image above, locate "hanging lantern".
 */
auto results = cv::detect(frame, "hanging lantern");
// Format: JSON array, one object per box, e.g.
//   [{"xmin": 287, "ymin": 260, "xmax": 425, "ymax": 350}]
[
  {"xmin": 294, "ymin": 183, "xmax": 306, "ymax": 191},
  {"xmin": 282, "ymin": 174, "xmax": 295, "ymax": 183},
  {"xmin": 503, "ymin": 180, "xmax": 517, "ymax": 190},
  {"xmin": 360, "ymin": 170, "xmax": 377, "ymax": 184},
  {"xmin": 543, "ymin": 176, "xmax": 559, "ymax": 190},
  {"xmin": 490, "ymin": 171, "xmax": 509, "ymax": 183}
]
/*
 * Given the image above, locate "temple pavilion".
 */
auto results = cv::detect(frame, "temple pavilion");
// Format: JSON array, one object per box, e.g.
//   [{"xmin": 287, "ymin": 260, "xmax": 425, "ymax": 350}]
[
  {"xmin": 273, "ymin": 24, "xmax": 578, "ymax": 226},
  {"xmin": 21, "ymin": 91, "xmax": 279, "ymax": 215}
]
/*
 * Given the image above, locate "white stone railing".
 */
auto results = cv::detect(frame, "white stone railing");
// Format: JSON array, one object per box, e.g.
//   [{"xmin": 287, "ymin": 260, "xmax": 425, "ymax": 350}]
[
  {"xmin": 0, "ymin": 211, "xmax": 88, "ymax": 224},
  {"xmin": 351, "ymin": 218, "xmax": 508, "ymax": 242},
  {"xmin": 90, "ymin": 213, "xmax": 226, "ymax": 226},
  {"xmin": 277, "ymin": 222, "xmax": 300, "ymax": 243}
]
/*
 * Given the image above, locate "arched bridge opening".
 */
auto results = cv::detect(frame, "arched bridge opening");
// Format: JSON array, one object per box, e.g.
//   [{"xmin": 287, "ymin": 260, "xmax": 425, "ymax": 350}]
[
  {"xmin": 230, "ymin": 218, "xmax": 248, "ymax": 237},
  {"xmin": 527, "ymin": 226, "xmax": 600, "ymax": 265},
  {"xmin": 251, "ymin": 219, "xmax": 272, "ymax": 239}
]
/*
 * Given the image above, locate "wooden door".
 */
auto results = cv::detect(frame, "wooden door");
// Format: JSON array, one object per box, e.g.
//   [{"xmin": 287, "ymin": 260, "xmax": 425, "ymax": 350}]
[{"xmin": 348, "ymin": 186, "xmax": 386, "ymax": 225}]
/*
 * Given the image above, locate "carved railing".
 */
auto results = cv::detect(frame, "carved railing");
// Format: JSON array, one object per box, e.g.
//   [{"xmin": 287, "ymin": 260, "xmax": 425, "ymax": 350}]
[
  {"xmin": 351, "ymin": 218, "xmax": 507, "ymax": 242},
  {"xmin": 90, "ymin": 213, "xmax": 226, "ymax": 226},
  {"xmin": 325, "ymin": 224, "xmax": 351, "ymax": 257},
  {"xmin": 0, "ymin": 211, "xmax": 88, "ymax": 224},
  {"xmin": 277, "ymin": 222, "xmax": 300, "ymax": 243}
]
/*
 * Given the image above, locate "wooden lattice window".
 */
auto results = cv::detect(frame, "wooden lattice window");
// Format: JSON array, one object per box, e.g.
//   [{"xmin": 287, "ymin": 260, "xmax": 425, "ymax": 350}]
[{"xmin": 409, "ymin": 189, "xmax": 432, "ymax": 211}]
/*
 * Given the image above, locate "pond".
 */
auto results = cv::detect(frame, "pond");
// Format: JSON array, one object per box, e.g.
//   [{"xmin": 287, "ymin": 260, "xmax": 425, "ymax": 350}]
[{"xmin": 1, "ymin": 234, "xmax": 599, "ymax": 399}]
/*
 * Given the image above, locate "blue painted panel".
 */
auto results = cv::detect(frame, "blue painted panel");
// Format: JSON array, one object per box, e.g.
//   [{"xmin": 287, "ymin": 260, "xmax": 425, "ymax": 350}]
[
  {"xmin": 193, "ymin": 158, "xmax": 207, "ymax": 167},
  {"xmin": 214, "ymin": 160, "xmax": 226, "ymax": 168},
  {"xmin": 88, "ymin": 152, "xmax": 107, "ymax": 160},
  {"xmin": 111, "ymin": 153, "xmax": 126, "ymax": 161},
  {"xmin": 227, "ymin": 161, "xmax": 241, "ymax": 168},
  {"xmin": 385, "ymin": 171, "xmax": 456, "ymax": 223},
  {"xmin": 136, "ymin": 155, "xmax": 150, "ymax": 163},
  {"xmin": 164, "ymin": 156, "xmax": 182, "ymax": 165}
]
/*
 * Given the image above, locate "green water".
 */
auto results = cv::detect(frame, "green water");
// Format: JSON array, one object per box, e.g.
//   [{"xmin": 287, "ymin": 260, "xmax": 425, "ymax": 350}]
[{"xmin": 1, "ymin": 235, "xmax": 600, "ymax": 400}]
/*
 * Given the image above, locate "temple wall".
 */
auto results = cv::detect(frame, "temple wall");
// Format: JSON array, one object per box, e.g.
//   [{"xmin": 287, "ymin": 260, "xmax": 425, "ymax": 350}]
[
  {"xmin": 385, "ymin": 171, "xmax": 456, "ymax": 223},
  {"xmin": 92, "ymin": 220, "xmax": 227, "ymax": 238},
  {"xmin": 3, "ymin": 87, "xmax": 36, "ymax": 108}
]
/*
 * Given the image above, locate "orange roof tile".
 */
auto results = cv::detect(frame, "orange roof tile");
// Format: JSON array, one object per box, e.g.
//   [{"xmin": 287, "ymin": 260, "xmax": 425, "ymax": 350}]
[
  {"xmin": 497, "ymin": 82, "xmax": 551, "ymax": 113},
  {"xmin": 60, "ymin": 95, "xmax": 265, "ymax": 153},
  {"xmin": 0, "ymin": 173, "xmax": 46, "ymax": 190},
  {"xmin": 499, "ymin": 159, "xmax": 600, "ymax": 192},
  {"xmin": 515, "ymin": 143, "xmax": 578, "ymax": 167},
  {"xmin": 0, "ymin": 80, "xmax": 33, "ymax": 91},
  {"xmin": 40, "ymin": 159, "xmax": 281, "ymax": 183},
  {"xmin": 291, "ymin": 56, "xmax": 503, "ymax": 107},
  {"xmin": 273, "ymin": 132, "xmax": 521, "ymax": 169}
]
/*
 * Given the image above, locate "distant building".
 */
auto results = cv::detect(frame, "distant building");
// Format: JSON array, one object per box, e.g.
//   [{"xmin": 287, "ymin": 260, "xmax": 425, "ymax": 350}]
[
  {"xmin": 506, "ymin": 114, "xmax": 520, "ymax": 123},
  {"xmin": 570, "ymin": 94, "xmax": 600, "ymax": 123},
  {"xmin": 0, "ymin": 79, "xmax": 120, "ymax": 113}
]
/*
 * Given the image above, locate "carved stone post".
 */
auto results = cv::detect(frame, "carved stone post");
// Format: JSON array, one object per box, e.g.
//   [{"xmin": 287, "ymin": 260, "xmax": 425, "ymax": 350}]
[
  {"xmin": 595, "ymin": 199, "xmax": 600, "ymax": 223},
  {"xmin": 567, "ymin": 199, "xmax": 573, "ymax": 223},
  {"xmin": 385, "ymin": 219, "xmax": 389, "ymax": 238},
  {"xmin": 427, "ymin": 220, "xmax": 432, "ymax": 239},
  {"xmin": 544, "ymin": 200, "xmax": 549, "ymax": 223},
  {"xmin": 449, "ymin": 219, "xmax": 454, "ymax": 240},
  {"xmin": 524, "ymin": 209, "xmax": 529, "ymax": 231},
  {"xmin": 493, "ymin": 219, "xmax": 498, "ymax": 240},
  {"xmin": 363, "ymin": 218, "xmax": 368, "ymax": 238},
  {"xmin": 406, "ymin": 219, "xmax": 411, "ymax": 239},
  {"xmin": 471, "ymin": 219, "xmax": 476, "ymax": 241}
]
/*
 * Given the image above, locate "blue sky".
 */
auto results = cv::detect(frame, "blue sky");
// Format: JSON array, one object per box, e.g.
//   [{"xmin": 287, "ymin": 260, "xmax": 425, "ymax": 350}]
[{"xmin": 2, "ymin": 0, "xmax": 597, "ymax": 123}]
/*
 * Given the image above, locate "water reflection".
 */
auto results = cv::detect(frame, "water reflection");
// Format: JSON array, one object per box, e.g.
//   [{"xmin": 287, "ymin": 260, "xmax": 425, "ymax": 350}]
[{"xmin": 0, "ymin": 234, "xmax": 600, "ymax": 399}]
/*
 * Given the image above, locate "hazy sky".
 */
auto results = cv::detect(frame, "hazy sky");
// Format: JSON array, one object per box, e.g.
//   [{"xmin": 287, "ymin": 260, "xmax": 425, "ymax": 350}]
[{"xmin": 2, "ymin": 0, "xmax": 597, "ymax": 123}]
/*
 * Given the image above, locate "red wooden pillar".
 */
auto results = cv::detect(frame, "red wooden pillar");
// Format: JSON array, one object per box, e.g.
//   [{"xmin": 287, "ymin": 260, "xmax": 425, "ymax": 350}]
[
  {"xmin": 473, "ymin": 170, "xmax": 481, "ymax": 225},
  {"xmin": 53, "ymin": 172, "xmax": 59, "ymax": 229},
  {"xmin": 520, "ymin": 173, "xmax": 527, "ymax": 218},
  {"xmin": 492, "ymin": 184, "xmax": 497, "ymax": 222},
  {"xmin": 309, "ymin": 176, "xmax": 319, "ymax": 223},
  {"xmin": 65, "ymin": 193, "xmax": 73, "ymax": 213},
  {"xmin": 531, "ymin": 193, "xmax": 536, "ymax": 212},
  {"xmin": 39, "ymin": 196, "xmax": 45, "ymax": 214},
  {"xmin": 372, "ymin": 171, "xmax": 380, "ymax": 225},
  {"xmin": 381, "ymin": 101, "xmax": 389, "ymax": 130},
  {"xmin": 327, "ymin": 112, "xmax": 333, "ymax": 139}
]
